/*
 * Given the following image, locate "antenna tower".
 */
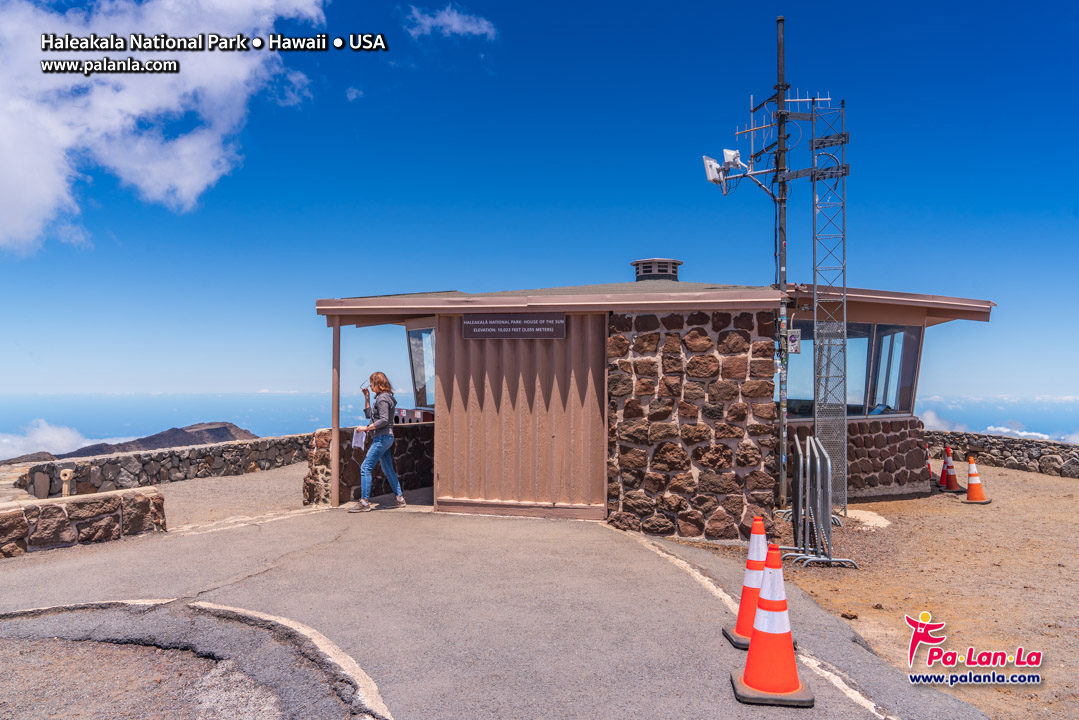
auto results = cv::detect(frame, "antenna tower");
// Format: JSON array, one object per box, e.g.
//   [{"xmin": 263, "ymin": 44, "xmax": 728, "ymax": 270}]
[{"xmin": 701, "ymin": 16, "xmax": 850, "ymax": 514}]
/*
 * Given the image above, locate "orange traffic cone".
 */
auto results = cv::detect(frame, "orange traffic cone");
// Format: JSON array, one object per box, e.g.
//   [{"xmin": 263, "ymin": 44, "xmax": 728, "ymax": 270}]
[
  {"xmin": 962, "ymin": 457, "xmax": 991, "ymax": 504},
  {"xmin": 724, "ymin": 516, "xmax": 768, "ymax": 650},
  {"xmin": 937, "ymin": 446, "xmax": 951, "ymax": 489},
  {"xmin": 731, "ymin": 543, "xmax": 814, "ymax": 708},
  {"xmin": 944, "ymin": 453, "xmax": 966, "ymax": 494}
]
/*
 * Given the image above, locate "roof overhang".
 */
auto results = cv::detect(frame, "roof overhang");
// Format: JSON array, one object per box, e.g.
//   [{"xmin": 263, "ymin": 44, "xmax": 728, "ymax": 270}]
[
  {"xmin": 316, "ymin": 287, "xmax": 786, "ymax": 328},
  {"xmin": 316, "ymin": 283, "xmax": 994, "ymax": 329},
  {"xmin": 788, "ymin": 285, "xmax": 995, "ymax": 326}
]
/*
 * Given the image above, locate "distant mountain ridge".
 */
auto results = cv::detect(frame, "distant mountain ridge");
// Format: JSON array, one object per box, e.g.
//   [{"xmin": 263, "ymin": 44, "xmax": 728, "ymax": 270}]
[{"xmin": 1, "ymin": 422, "xmax": 259, "ymax": 465}]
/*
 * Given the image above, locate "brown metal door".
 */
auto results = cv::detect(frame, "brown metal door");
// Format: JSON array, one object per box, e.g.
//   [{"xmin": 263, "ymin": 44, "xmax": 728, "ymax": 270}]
[{"xmin": 433, "ymin": 313, "xmax": 607, "ymax": 519}]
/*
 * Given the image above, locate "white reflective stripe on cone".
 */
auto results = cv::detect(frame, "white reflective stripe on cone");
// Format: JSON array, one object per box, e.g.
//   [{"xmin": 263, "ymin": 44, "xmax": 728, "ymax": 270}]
[
  {"xmin": 968, "ymin": 477, "xmax": 981, "ymax": 484},
  {"xmin": 753, "ymin": 607, "xmax": 792, "ymax": 634},
  {"xmin": 742, "ymin": 568, "xmax": 764, "ymax": 588},
  {"xmin": 758, "ymin": 567, "xmax": 787, "ymax": 602},
  {"xmin": 748, "ymin": 534, "xmax": 767, "ymax": 561}
]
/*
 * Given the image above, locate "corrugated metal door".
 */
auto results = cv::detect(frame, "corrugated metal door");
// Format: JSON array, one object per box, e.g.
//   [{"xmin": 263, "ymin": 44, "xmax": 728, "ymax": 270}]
[{"xmin": 434, "ymin": 313, "xmax": 607, "ymax": 519}]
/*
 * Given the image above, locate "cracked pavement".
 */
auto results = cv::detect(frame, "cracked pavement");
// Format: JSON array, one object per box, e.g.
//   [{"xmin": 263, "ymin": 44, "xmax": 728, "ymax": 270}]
[{"xmin": 0, "ymin": 484, "xmax": 987, "ymax": 719}]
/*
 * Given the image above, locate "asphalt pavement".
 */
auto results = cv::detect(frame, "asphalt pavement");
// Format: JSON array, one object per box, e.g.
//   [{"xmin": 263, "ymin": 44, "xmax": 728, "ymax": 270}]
[{"xmin": 0, "ymin": 489, "xmax": 986, "ymax": 720}]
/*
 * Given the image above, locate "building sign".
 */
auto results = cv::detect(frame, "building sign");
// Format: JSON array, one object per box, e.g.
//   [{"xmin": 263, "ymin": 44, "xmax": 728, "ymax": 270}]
[{"xmin": 462, "ymin": 313, "xmax": 566, "ymax": 339}]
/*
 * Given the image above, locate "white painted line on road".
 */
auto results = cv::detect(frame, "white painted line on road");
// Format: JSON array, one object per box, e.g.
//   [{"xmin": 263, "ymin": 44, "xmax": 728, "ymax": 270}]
[
  {"xmin": 189, "ymin": 601, "xmax": 393, "ymax": 720},
  {"xmin": 798, "ymin": 651, "xmax": 900, "ymax": 720},
  {"xmin": 170, "ymin": 506, "xmax": 330, "ymax": 537},
  {"xmin": 602, "ymin": 525, "xmax": 739, "ymax": 615},
  {"xmin": 605, "ymin": 526, "xmax": 899, "ymax": 719}
]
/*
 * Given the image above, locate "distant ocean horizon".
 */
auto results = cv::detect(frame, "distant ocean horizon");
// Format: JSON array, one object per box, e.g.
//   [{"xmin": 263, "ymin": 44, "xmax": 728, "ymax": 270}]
[
  {"xmin": 0, "ymin": 392, "xmax": 416, "ymax": 460},
  {"xmin": 0, "ymin": 392, "xmax": 1075, "ymax": 460}
]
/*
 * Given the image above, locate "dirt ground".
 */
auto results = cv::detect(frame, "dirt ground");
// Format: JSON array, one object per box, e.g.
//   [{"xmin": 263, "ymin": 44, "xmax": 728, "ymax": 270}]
[{"xmin": 694, "ymin": 462, "xmax": 1077, "ymax": 720}]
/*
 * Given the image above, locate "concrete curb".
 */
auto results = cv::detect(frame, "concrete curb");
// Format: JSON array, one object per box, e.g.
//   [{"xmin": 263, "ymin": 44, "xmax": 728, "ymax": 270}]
[
  {"xmin": 0, "ymin": 598, "xmax": 393, "ymax": 720},
  {"xmin": 0, "ymin": 598, "xmax": 174, "ymax": 620},
  {"xmin": 189, "ymin": 601, "xmax": 393, "ymax": 720}
]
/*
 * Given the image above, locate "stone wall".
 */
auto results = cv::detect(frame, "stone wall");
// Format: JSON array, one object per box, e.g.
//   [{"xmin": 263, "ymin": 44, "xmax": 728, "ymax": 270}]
[
  {"xmin": 0, "ymin": 488, "xmax": 166, "ymax": 558},
  {"xmin": 605, "ymin": 310, "xmax": 779, "ymax": 540},
  {"xmin": 789, "ymin": 417, "xmax": 931, "ymax": 498},
  {"xmin": 303, "ymin": 424, "xmax": 434, "ymax": 504},
  {"xmin": 16, "ymin": 434, "xmax": 312, "ymax": 500},
  {"xmin": 925, "ymin": 431, "xmax": 1079, "ymax": 477}
]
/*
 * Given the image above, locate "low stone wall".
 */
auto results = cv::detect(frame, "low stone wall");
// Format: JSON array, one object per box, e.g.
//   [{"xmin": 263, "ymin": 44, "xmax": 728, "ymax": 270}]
[
  {"xmin": 925, "ymin": 431, "xmax": 1079, "ymax": 477},
  {"xmin": 789, "ymin": 417, "xmax": 932, "ymax": 498},
  {"xmin": 15, "ymin": 434, "xmax": 313, "ymax": 500},
  {"xmin": 303, "ymin": 424, "xmax": 434, "ymax": 505},
  {"xmin": 0, "ymin": 488, "xmax": 166, "ymax": 558}
]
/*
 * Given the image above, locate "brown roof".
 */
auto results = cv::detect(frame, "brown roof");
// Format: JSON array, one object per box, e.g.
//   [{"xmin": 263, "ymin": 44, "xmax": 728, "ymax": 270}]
[{"xmin": 317, "ymin": 280, "xmax": 993, "ymax": 328}]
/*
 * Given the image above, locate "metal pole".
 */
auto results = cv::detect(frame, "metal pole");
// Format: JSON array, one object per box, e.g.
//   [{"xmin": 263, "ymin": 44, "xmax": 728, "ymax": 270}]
[
  {"xmin": 331, "ymin": 319, "xmax": 341, "ymax": 507},
  {"xmin": 776, "ymin": 16, "xmax": 790, "ymax": 509},
  {"xmin": 776, "ymin": 15, "xmax": 788, "ymax": 290}
]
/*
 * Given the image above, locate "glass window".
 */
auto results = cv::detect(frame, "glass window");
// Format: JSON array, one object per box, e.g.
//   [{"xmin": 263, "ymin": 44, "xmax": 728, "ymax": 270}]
[
  {"xmin": 407, "ymin": 328, "xmax": 436, "ymax": 409},
  {"xmin": 784, "ymin": 320, "xmax": 910, "ymax": 418},
  {"xmin": 868, "ymin": 325, "xmax": 921, "ymax": 415},
  {"xmin": 846, "ymin": 323, "xmax": 871, "ymax": 415}
]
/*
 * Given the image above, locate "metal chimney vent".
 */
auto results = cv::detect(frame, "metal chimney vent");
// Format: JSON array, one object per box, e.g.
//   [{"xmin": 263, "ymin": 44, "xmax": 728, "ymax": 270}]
[{"xmin": 631, "ymin": 258, "xmax": 683, "ymax": 282}]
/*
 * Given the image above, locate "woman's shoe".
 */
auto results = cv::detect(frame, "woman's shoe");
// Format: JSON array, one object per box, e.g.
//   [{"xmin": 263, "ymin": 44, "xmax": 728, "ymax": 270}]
[
  {"xmin": 348, "ymin": 500, "xmax": 376, "ymax": 513},
  {"xmin": 394, "ymin": 495, "xmax": 407, "ymax": 508}
]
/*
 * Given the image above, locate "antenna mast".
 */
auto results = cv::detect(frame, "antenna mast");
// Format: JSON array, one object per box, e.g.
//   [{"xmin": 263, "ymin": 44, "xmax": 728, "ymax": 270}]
[{"xmin": 701, "ymin": 16, "xmax": 850, "ymax": 516}]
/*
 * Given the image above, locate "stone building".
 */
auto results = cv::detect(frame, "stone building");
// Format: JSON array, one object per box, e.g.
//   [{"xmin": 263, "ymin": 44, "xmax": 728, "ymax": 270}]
[{"xmin": 314, "ymin": 259, "xmax": 992, "ymax": 539}]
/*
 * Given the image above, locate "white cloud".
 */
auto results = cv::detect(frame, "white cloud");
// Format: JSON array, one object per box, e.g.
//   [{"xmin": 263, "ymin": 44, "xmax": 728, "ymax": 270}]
[
  {"xmin": 405, "ymin": 4, "xmax": 497, "ymax": 40},
  {"xmin": 1065, "ymin": 431, "xmax": 1079, "ymax": 444},
  {"xmin": 345, "ymin": 86, "xmax": 363, "ymax": 101},
  {"xmin": 0, "ymin": 0, "xmax": 325, "ymax": 252},
  {"xmin": 921, "ymin": 409, "xmax": 966, "ymax": 432},
  {"xmin": 0, "ymin": 419, "xmax": 135, "ymax": 461},
  {"xmin": 985, "ymin": 426, "xmax": 1051, "ymax": 441}
]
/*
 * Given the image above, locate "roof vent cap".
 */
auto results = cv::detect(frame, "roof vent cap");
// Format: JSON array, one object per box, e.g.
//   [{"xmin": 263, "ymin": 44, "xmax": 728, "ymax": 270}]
[{"xmin": 631, "ymin": 258, "xmax": 683, "ymax": 282}]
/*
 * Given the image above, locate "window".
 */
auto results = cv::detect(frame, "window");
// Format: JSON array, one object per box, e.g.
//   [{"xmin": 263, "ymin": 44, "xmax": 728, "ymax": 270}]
[
  {"xmin": 867, "ymin": 325, "xmax": 921, "ymax": 415},
  {"xmin": 407, "ymin": 328, "xmax": 436, "ymax": 409},
  {"xmin": 785, "ymin": 321, "xmax": 921, "ymax": 418}
]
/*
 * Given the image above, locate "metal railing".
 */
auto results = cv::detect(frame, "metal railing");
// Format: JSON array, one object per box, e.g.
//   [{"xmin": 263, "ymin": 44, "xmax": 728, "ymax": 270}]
[{"xmin": 780, "ymin": 435, "xmax": 858, "ymax": 568}]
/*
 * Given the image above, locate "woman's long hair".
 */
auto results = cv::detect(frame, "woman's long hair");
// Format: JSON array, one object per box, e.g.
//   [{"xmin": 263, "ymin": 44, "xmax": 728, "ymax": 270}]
[{"xmin": 369, "ymin": 371, "xmax": 394, "ymax": 395}]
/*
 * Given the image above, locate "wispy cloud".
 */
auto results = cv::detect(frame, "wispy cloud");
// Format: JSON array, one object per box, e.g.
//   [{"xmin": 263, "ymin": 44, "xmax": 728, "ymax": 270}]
[
  {"xmin": 986, "ymin": 425, "xmax": 1051, "ymax": 441},
  {"xmin": 405, "ymin": 4, "xmax": 497, "ymax": 40},
  {"xmin": 0, "ymin": 0, "xmax": 325, "ymax": 252},
  {"xmin": 921, "ymin": 409, "xmax": 966, "ymax": 432},
  {"xmin": 346, "ymin": 87, "xmax": 364, "ymax": 101},
  {"xmin": 0, "ymin": 419, "xmax": 135, "ymax": 461}
]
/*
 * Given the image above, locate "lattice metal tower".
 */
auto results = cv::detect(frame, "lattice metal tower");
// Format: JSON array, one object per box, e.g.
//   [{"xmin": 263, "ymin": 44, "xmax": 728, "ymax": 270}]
[
  {"xmin": 702, "ymin": 17, "xmax": 850, "ymax": 515},
  {"xmin": 810, "ymin": 103, "xmax": 849, "ymax": 512}
]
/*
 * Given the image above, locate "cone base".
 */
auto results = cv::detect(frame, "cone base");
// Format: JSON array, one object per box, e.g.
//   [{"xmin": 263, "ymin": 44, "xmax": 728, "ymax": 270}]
[
  {"xmin": 723, "ymin": 626, "xmax": 751, "ymax": 650},
  {"xmin": 731, "ymin": 670, "xmax": 814, "ymax": 708},
  {"xmin": 943, "ymin": 487, "xmax": 967, "ymax": 494},
  {"xmin": 962, "ymin": 498, "xmax": 992, "ymax": 504}
]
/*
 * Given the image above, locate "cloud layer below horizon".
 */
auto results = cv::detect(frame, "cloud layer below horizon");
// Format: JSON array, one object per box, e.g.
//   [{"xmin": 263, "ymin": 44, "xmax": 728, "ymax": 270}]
[{"xmin": 0, "ymin": 419, "xmax": 135, "ymax": 460}]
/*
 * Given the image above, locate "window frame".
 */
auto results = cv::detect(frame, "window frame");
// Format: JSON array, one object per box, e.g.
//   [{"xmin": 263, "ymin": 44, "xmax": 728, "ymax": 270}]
[
  {"xmin": 406, "ymin": 326, "xmax": 436, "ymax": 410},
  {"xmin": 785, "ymin": 319, "xmax": 926, "ymax": 419}
]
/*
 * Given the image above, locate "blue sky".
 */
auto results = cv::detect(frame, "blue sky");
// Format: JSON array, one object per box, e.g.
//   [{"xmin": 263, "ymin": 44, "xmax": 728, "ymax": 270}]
[{"xmin": 1, "ymin": 2, "xmax": 1077, "ymax": 429}]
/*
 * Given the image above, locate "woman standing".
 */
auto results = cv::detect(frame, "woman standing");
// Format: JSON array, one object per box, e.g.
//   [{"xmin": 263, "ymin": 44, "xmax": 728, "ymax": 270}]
[{"xmin": 350, "ymin": 371, "xmax": 406, "ymax": 512}]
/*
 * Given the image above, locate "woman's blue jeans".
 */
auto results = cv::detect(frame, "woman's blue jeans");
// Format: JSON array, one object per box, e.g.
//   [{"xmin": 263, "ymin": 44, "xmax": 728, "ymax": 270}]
[{"xmin": 361, "ymin": 433, "xmax": 403, "ymax": 500}]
